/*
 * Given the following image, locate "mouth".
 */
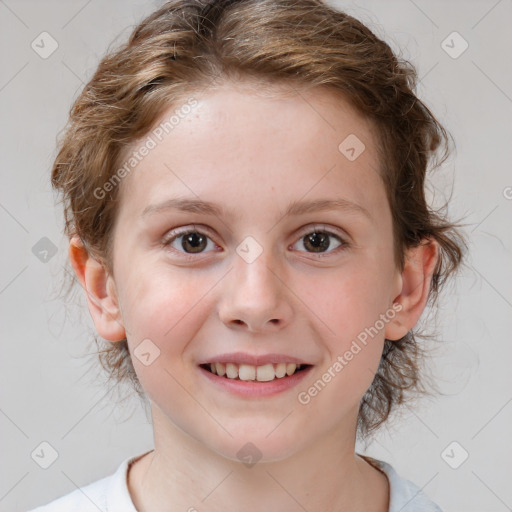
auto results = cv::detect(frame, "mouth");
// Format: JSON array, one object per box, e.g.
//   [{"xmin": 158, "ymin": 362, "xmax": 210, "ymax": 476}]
[{"xmin": 199, "ymin": 362, "xmax": 311, "ymax": 382}]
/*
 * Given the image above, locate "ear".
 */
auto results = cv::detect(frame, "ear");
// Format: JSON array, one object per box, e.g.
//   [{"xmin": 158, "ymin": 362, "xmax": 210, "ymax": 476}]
[
  {"xmin": 68, "ymin": 236, "xmax": 126, "ymax": 342},
  {"xmin": 385, "ymin": 238, "xmax": 439, "ymax": 341}
]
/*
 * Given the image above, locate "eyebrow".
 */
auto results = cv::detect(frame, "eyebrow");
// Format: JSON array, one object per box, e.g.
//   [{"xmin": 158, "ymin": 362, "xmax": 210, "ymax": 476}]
[{"xmin": 141, "ymin": 197, "xmax": 371, "ymax": 221}]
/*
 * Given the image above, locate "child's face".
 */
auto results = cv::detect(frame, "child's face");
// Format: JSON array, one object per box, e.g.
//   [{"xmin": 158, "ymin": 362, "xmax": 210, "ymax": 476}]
[{"xmin": 106, "ymin": 83, "xmax": 404, "ymax": 460}]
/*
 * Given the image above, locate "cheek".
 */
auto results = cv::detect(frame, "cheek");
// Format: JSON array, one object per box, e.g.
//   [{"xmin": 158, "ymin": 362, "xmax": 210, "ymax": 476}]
[
  {"xmin": 296, "ymin": 257, "xmax": 394, "ymax": 392},
  {"xmin": 295, "ymin": 273, "xmax": 389, "ymax": 416},
  {"xmin": 300, "ymin": 258, "xmax": 395, "ymax": 338},
  {"xmin": 116, "ymin": 265, "xmax": 219, "ymax": 393},
  {"xmin": 117, "ymin": 268, "xmax": 212, "ymax": 404},
  {"xmin": 119, "ymin": 265, "xmax": 206, "ymax": 337}
]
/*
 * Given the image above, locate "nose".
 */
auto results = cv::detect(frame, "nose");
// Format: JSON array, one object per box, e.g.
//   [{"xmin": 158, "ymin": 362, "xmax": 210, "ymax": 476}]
[{"xmin": 218, "ymin": 249, "xmax": 293, "ymax": 333}]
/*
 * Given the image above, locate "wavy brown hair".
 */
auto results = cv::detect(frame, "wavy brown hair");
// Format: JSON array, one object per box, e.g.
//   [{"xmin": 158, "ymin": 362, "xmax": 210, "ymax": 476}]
[{"xmin": 52, "ymin": 0, "xmax": 466, "ymax": 438}]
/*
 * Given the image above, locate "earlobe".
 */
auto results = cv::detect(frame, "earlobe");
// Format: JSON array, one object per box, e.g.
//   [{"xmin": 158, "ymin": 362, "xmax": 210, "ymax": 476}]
[
  {"xmin": 68, "ymin": 236, "xmax": 126, "ymax": 342},
  {"xmin": 385, "ymin": 238, "xmax": 439, "ymax": 341}
]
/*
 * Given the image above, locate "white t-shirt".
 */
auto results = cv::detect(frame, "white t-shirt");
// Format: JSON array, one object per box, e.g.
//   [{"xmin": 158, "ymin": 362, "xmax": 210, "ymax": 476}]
[{"xmin": 27, "ymin": 451, "xmax": 442, "ymax": 512}]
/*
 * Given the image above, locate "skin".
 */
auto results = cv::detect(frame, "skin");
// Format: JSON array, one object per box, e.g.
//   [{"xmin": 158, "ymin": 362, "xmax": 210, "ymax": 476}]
[{"xmin": 70, "ymin": 82, "xmax": 438, "ymax": 512}]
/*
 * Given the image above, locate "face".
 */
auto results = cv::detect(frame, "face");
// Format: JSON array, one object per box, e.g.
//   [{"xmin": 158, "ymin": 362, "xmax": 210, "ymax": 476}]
[{"xmin": 108, "ymin": 83, "xmax": 403, "ymax": 461}]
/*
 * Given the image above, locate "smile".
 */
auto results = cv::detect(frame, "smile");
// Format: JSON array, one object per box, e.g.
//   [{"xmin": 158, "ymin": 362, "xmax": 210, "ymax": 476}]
[{"xmin": 200, "ymin": 362, "xmax": 310, "ymax": 382}]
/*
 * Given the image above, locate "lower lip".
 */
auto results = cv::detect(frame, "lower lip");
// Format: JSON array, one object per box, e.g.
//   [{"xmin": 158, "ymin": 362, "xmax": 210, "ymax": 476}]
[{"xmin": 198, "ymin": 365, "xmax": 313, "ymax": 397}]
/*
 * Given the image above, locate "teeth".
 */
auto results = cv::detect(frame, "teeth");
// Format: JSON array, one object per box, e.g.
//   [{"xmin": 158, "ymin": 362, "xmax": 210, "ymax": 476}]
[
  {"xmin": 238, "ymin": 364, "xmax": 255, "ymax": 381},
  {"xmin": 286, "ymin": 363, "xmax": 297, "ymax": 376},
  {"xmin": 275, "ymin": 363, "xmax": 287, "ymax": 378},
  {"xmin": 256, "ymin": 363, "xmax": 275, "ymax": 382},
  {"xmin": 205, "ymin": 362, "xmax": 304, "ymax": 381},
  {"xmin": 226, "ymin": 363, "xmax": 238, "ymax": 379}
]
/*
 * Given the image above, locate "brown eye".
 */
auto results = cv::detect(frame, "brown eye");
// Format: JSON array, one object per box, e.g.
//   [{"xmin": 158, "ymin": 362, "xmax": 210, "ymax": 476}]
[
  {"xmin": 303, "ymin": 232, "xmax": 331, "ymax": 252},
  {"xmin": 164, "ymin": 229, "xmax": 216, "ymax": 255},
  {"xmin": 293, "ymin": 228, "xmax": 345, "ymax": 255},
  {"xmin": 181, "ymin": 232, "xmax": 208, "ymax": 253}
]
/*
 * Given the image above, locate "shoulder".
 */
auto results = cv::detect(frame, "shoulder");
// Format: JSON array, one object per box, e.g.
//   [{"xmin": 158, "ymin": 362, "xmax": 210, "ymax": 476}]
[
  {"xmin": 26, "ymin": 475, "xmax": 111, "ymax": 512},
  {"xmin": 26, "ymin": 451, "xmax": 150, "ymax": 512},
  {"xmin": 360, "ymin": 455, "xmax": 443, "ymax": 512}
]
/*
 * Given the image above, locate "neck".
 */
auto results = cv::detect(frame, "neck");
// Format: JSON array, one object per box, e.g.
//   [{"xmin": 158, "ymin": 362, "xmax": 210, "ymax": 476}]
[{"xmin": 128, "ymin": 406, "xmax": 389, "ymax": 512}]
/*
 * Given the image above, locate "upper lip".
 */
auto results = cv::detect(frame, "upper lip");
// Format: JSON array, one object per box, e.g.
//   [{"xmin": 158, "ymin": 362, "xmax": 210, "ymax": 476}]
[{"xmin": 198, "ymin": 352, "xmax": 312, "ymax": 366}]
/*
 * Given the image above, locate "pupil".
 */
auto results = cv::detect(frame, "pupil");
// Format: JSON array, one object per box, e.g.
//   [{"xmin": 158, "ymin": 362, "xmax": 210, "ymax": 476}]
[
  {"xmin": 182, "ymin": 232, "xmax": 207, "ymax": 253},
  {"xmin": 305, "ymin": 232, "xmax": 329, "ymax": 252}
]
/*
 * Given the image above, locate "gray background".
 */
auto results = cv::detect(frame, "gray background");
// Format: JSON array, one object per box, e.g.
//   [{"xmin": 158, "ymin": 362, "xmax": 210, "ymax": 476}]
[{"xmin": 1, "ymin": 1, "xmax": 511, "ymax": 511}]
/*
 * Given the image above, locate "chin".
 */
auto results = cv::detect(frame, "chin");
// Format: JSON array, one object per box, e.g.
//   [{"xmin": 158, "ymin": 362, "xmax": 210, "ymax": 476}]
[{"xmin": 203, "ymin": 428, "xmax": 308, "ymax": 465}]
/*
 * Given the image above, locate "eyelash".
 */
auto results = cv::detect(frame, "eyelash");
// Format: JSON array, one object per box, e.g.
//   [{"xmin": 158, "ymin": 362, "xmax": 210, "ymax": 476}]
[{"xmin": 161, "ymin": 224, "xmax": 349, "ymax": 260}]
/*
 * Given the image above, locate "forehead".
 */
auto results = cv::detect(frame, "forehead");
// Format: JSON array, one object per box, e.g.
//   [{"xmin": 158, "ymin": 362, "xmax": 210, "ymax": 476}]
[{"xmin": 117, "ymin": 83, "xmax": 385, "ymax": 222}]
